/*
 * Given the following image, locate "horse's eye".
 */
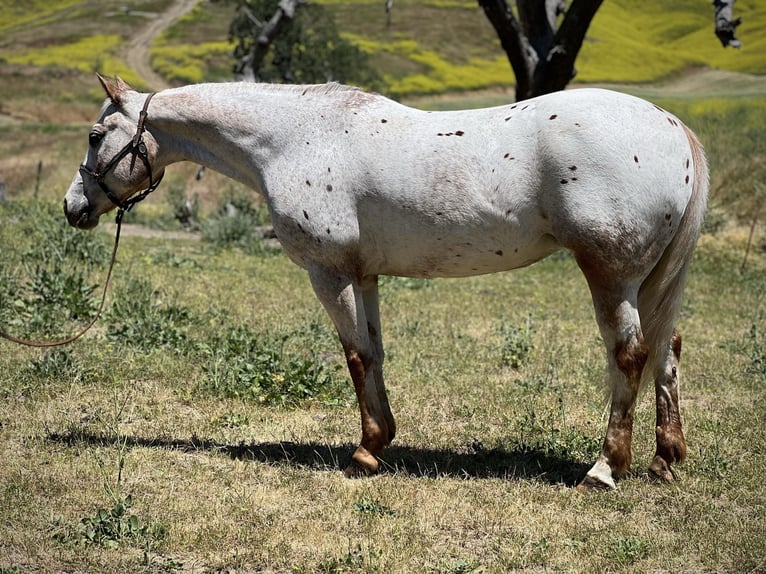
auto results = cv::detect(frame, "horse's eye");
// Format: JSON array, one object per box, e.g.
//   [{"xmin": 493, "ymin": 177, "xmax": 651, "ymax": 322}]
[{"xmin": 89, "ymin": 131, "xmax": 103, "ymax": 147}]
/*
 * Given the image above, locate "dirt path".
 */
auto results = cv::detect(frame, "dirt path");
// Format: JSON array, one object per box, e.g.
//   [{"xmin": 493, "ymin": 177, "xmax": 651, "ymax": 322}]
[{"xmin": 124, "ymin": 0, "xmax": 200, "ymax": 90}]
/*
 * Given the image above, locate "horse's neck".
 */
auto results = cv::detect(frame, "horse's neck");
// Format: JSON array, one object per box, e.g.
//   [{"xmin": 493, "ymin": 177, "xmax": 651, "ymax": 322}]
[{"xmin": 148, "ymin": 84, "xmax": 304, "ymax": 191}]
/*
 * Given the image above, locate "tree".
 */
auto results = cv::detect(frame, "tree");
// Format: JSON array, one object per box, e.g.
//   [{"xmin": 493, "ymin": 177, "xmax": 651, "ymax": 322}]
[
  {"xmin": 216, "ymin": 0, "xmax": 381, "ymax": 88},
  {"xmin": 477, "ymin": 0, "xmax": 744, "ymax": 102}
]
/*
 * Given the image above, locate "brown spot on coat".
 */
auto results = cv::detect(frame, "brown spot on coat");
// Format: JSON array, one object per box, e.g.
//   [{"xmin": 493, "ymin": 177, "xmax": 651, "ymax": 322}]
[
  {"xmin": 569, "ymin": 165, "xmax": 577, "ymax": 171},
  {"xmin": 495, "ymin": 250, "xmax": 503, "ymax": 256},
  {"xmin": 549, "ymin": 114, "xmax": 558, "ymax": 120},
  {"xmin": 634, "ymin": 155, "xmax": 639, "ymax": 163},
  {"xmin": 326, "ymin": 184, "xmax": 333, "ymax": 192},
  {"xmin": 455, "ymin": 130, "xmax": 464, "ymax": 136},
  {"xmin": 672, "ymin": 329, "xmax": 682, "ymax": 361},
  {"xmin": 303, "ymin": 210, "xmax": 309, "ymax": 220},
  {"xmin": 615, "ymin": 338, "xmax": 649, "ymax": 382}
]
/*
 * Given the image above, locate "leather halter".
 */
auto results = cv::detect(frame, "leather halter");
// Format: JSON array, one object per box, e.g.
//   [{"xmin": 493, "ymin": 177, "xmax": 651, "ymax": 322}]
[{"xmin": 79, "ymin": 92, "xmax": 164, "ymax": 211}]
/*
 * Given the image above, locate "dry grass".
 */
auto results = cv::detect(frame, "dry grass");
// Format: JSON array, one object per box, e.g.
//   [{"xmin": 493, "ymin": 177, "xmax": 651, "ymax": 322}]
[
  {"xmin": 1, "ymin": 3, "xmax": 765, "ymax": 572},
  {"xmin": 1, "ymin": 195, "xmax": 765, "ymax": 572}
]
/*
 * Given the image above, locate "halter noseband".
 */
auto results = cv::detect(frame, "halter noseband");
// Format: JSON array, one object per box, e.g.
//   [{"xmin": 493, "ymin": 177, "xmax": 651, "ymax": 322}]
[{"xmin": 79, "ymin": 92, "xmax": 164, "ymax": 212}]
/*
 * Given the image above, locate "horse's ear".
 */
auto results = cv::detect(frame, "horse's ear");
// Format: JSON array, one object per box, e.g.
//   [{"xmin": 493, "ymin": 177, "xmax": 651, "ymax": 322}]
[{"xmin": 96, "ymin": 73, "xmax": 133, "ymax": 106}]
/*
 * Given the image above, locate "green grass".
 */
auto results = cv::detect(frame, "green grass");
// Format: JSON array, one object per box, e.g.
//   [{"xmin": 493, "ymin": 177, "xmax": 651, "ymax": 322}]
[
  {"xmin": 1, "ymin": 2, "xmax": 766, "ymax": 572},
  {"xmin": 1, "ymin": 191, "xmax": 765, "ymax": 571}
]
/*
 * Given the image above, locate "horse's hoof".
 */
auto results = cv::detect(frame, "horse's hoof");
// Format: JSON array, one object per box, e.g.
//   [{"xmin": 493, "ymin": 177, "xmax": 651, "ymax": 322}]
[
  {"xmin": 577, "ymin": 459, "xmax": 616, "ymax": 492},
  {"xmin": 576, "ymin": 474, "xmax": 616, "ymax": 492},
  {"xmin": 343, "ymin": 446, "xmax": 379, "ymax": 478},
  {"xmin": 648, "ymin": 455, "xmax": 675, "ymax": 483}
]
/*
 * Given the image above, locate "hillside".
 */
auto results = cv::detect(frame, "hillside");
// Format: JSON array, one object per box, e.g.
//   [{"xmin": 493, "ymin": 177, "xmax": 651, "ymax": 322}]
[
  {"xmin": 1, "ymin": 0, "xmax": 765, "ymax": 101},
  {"xmin": 0, "ymin": 0, "xmax": 764, "ymax": 208}
]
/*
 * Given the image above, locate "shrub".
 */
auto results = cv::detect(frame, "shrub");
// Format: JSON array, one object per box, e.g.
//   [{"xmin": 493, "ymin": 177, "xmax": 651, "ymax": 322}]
[
  {"xmin": 199, "ymin": 324, "xmax": 348, "ymax": 407},
  {"xmin": 498, "ymin": 316, "xmax": 533, "ymax": 369},
  {"xmin": 105, "ymin": 276, "xmax": 194, "ymax": 352},
  {"xmin": 201, "ymin": 188, "xmax": 277, "ymax": 255}
]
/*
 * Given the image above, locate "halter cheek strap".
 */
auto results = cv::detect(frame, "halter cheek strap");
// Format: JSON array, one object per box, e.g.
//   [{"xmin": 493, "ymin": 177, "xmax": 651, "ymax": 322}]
[{"xmin": 79, "ymin": 92, "xmax": 164, "ymax": 212}]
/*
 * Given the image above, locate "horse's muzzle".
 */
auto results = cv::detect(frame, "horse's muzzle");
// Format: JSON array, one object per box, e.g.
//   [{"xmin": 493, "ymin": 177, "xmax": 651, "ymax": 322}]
[{"xmin": 63, "ymin": 196, "xmax": 98, "ymax": 230}]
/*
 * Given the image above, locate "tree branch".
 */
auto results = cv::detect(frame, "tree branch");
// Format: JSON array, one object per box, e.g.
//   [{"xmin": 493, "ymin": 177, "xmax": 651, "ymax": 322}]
[
  {"xmin": 477, "ymin": 0, "xmax": 535, "ymax": 101},
  {"xmin": 713, "ymin": 0, "xmax": 742, "ymax": 48},
  {"xmin": 532, "ymin": 0, "xmax": 603, "ymax": 95},
  {"xmin": 235, "ymin": 0, "xmax": 306, "ymax": 81}
]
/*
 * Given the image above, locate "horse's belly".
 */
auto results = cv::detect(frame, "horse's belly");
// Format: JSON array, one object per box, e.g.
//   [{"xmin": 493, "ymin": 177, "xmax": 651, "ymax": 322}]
[{"xmin": 360, "ymin": 223, "xmax": 560, "ymax": 279}]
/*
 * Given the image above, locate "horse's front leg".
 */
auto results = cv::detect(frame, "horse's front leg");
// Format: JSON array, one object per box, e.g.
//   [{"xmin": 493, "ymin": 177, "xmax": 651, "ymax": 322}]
[{"xmin": 307, "ymin": 263, "xmax": 395, "ymax": 477}]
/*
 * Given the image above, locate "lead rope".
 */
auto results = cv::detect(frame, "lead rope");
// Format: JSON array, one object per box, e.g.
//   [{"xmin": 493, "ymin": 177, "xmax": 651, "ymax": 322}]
[{"xmin": 0, "ymin": 208, "xmax": 126, "ymax": 348}]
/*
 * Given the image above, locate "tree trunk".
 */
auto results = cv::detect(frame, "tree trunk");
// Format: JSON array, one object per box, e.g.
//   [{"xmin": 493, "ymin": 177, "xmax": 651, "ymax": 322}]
[
  {"xmin": 235, "ymin": 0, "xmax": 305, "ymax": 81},
  {"xmin": 478, "ymin": 0, "xmax": 602, "ymax": 101}
]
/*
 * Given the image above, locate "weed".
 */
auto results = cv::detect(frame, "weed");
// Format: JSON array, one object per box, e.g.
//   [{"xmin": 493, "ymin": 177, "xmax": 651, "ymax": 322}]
[
  {"xmin": 318, "ymin": 543, "xmax": 382, "ymax": 573},
  {"xmin": 0, "ymin": 199, "xmax": 105, "ymax": 338},
  {"xmin": 53, "ymin": 493, "xmax": 157, "ymax": 548},
  {"xmin": 106, "ymin": 276, "xmax": 194, "ymax": 352},
  {"xmin": 199, "ymin": 325, "xmax": 347, "ymax": 407},
  {"xmin": 21, "ymin": 349, "xmax": 89, "ymax": 387},
  {"xmin": 210, "ymin": 411, "xmax": 251, "ymax": 429},
  {"xmin": 498, "ymin": 315, "xmax": 533, "ymax": 369},
  {"xmin": 52, "ymin": 394, "xmax": 167, "ymax": 551},
  {"xmin": 607, "ymin": 535, "xmax": 650, "ymax": 567},
  {"xmin": 745, "ymin": 324, "xmax": 766, "ymax": 380},
  {"xmin": 352, "ymin": 496, "xmax": 395, "ymax": 517},
  {"xmin": 380, "ymin": 275, "xmax": 432, "ymax": 291},
  {"xmin": 441, "ymin": 560, "xmax": 484, "ymax": 574},
  {"xmin": 201, "ymin": 188, "xmax": 276, "ymax": 255}
]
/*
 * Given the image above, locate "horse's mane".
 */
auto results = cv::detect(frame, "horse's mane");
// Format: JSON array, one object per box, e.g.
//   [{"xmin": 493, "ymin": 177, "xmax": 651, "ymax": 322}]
[{"xmin": 235, "ymin": 81, "xmax": 380, "ymax": 106}]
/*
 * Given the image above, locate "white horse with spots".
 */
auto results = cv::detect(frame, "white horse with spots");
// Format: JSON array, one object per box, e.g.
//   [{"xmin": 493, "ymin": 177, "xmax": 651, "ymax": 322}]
[{"xmin": 64, "ymin": 76, "xmax": 707, "ymax": 490}]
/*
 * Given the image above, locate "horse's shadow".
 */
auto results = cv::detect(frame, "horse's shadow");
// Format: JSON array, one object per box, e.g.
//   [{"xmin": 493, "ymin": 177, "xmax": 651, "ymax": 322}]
[{"xmin": 46, "ymin": 430, "xmax": 589, "ymax": 487}]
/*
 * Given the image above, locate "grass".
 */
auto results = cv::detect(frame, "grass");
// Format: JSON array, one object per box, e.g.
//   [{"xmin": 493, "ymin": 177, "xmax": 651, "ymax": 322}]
[
  {"xmin": 1, "ymin": 106, "xmax": 766, "ymax": 569},
  {"xmin": 1, "ymin": 1, "xmax": 766, "ymax": 572},
  {"xmin": 0, "ymin": 217, "xmax": 764, "ymax": 570}
]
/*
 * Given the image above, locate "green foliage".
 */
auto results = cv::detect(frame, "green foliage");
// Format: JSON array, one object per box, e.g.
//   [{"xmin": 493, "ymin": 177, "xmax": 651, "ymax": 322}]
[
  {"xmin": 151, "ymin": 40, "xmax": 233, "ymax": 84},
  {"xmin": 201, "ymin": 188, "xmax": 277, "ymax": 255},
  {"xmin": 21, "ymin": 349, "xmax": 91, "ymax": 388},
  {"xmin": 106, "ymin": 276, "xmax": 194, "ymax": 352},
  {"xmin": 0, "ymin": 199, "xmax": 106, "ymax": 339},
  {"xmin": 2, "ymin": 34, "xmax": 141, "ymax": 84},
  {"xmin": 606, "ymin": 535, "xmax": 651, "ymax": 567},
  {"xmin": 215, "ymin": 0, "xmax": 381, "ymax": 88},
  {"xmin": 498, "ymin": 316, "xmax": 533, "ymax": 369},
  {"xmin": 53, "ymin": 493, "xmax": 164, "ymax": 549},
  {"xmin": 199, "ymin": 324, "xmax": 347, "ymax": 407},
  {"xmin": 352, "ymin": 496, "xmax": 395, "ymax": 517}
]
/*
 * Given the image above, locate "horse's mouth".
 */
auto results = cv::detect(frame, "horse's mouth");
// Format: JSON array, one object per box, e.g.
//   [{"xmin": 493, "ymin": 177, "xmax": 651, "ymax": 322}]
[
  {"xmin": 75, "ymin": 212, "xmax": 99, "ymax": 230},
  {"xmin": 65, "ymin": 206, "xmax": 99, "ymax": 230}
]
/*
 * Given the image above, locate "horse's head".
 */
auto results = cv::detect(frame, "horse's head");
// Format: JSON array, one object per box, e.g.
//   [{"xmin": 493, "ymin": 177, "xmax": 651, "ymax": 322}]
[{"xmin": 63, "ymin": 74, "xmax": 164, "ymax": 229}]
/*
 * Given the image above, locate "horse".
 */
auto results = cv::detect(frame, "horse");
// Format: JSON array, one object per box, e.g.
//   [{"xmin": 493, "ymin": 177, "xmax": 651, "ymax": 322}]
[{"xmin": 64, "ymin": 75, "xmax": 708, "ymax": 491}]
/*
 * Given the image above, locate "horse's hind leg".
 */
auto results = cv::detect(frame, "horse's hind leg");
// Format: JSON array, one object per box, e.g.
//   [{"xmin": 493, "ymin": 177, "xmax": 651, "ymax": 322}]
[
  {"xmin": 307, "ymin": 263, "xmax": 395, "ymax": 477},
  {"xmin": 648, "ymin": 329, "xmax": 686, "ymax": 481},
  {"xmin": 577, "ymin": 286, "xmax": 647, "ymax": 491}
]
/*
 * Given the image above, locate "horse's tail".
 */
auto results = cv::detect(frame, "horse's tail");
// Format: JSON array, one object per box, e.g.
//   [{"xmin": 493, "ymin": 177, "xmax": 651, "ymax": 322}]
[{"xmin": 638, "ymin": 123, "xmax": 708, "ymax": 379}]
